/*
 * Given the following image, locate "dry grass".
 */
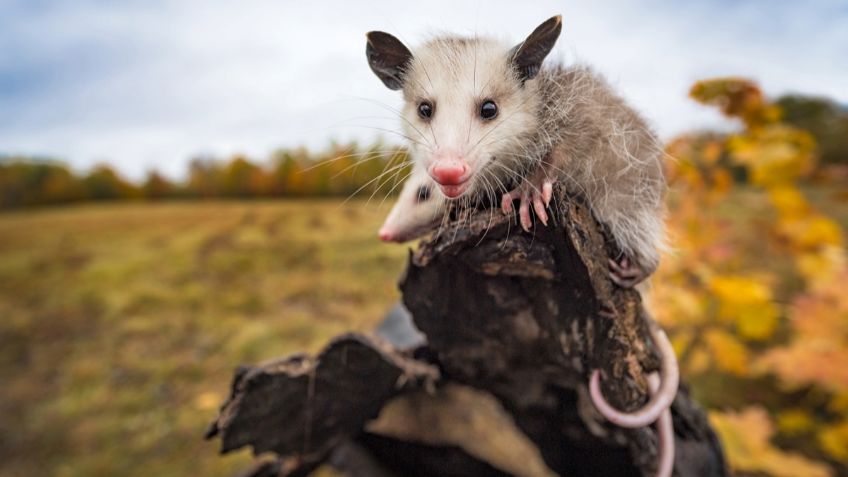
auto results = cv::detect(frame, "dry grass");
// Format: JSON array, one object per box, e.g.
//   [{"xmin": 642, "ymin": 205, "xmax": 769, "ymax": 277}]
[{"xmin": 0, "ymin": 199, "xmax": 408, "ymax": 477}]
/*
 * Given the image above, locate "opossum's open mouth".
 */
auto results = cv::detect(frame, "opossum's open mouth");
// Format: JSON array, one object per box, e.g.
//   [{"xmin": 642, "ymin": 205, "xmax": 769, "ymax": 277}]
[
  {"xmin": 430, "ymin": 164, "xmax": 471, "ymax": 198},
  {"xmin": 438, "ymin": 182, "xmax": 468, "ymax": 199}
]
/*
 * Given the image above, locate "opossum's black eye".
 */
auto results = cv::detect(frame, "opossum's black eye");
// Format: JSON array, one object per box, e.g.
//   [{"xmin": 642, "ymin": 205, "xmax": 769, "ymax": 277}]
[
  {"xmin": 416, "ymin": 185, "xmax": 431, "ymax": 203},
  {"xmin": 417, "ymin": 101, "xmax": 433, "ymax": 119},
  {"xmin": 480, "ymin": 100, "xmax": 498, "ymax": 120}
]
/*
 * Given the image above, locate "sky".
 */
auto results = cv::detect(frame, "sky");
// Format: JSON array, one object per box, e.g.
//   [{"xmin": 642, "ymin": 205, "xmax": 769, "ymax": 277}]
[{"xmin": 1, "ymin": 0, "xmax": 846, "ymax": 180}]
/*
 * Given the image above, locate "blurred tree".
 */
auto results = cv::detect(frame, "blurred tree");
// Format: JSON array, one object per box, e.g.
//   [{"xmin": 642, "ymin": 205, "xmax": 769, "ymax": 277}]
[
  {"xmin": 0, "ymin": 159, "xmax": 87, "ymax": 207},
  {"xmin": 777, "ymin": 95, "xmax": 848, "ymax": 169},
  {"xmin": 187, "ymin": 157, "xmax": 224, "ymax": 198},
  {"xmin": 142, "ymin": 171, "xmax": 177, "ymax": 200},
  {"xmin": 655, "ymin": 77, "xmax": 847, "ymax": 476},
  {"xmin": 221, "ymin": 155, "xmax": 268, "ymax": 198},
  {"xmin": 82, "ymin": 164, "xmax": 139, "ymax": 201}
]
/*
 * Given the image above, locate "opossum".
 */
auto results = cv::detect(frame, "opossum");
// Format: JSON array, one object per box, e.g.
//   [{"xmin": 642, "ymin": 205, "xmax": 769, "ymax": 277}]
[
  {"xmin": 378, "ymin": 165, "xmax": 443, "ymax": 243},
  {"xmin": 367, "ymin": 15, "xmax": 667, "ymax": 287},
  {"xmin": 367, "ymin": 15, "xmax": 676, "ymax": 476}
]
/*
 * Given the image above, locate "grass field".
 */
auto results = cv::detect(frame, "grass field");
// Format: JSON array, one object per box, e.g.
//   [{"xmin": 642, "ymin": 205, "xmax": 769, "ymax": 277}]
[{"xmin": 0, "ymin": 200, "xmax": 408, "ymax": 477}]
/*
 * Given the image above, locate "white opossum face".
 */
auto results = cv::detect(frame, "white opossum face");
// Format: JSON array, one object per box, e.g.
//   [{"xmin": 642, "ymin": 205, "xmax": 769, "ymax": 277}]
[
  {"xmin": 378, "ymin": 165, "xmax": 444, "ymax": 242},
  {"xmin": 367, "ymin": 16, "xmax": 562, "ymax": 201}
]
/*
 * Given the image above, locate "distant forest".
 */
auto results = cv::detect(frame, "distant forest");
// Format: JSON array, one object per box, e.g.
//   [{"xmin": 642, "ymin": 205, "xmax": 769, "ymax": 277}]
[
  {"xmin": 1, "ymin": 94, "xmax": 845, "ymax": 209},
  {"xmin": 0, "ymin": 143, "xmax": 411, "ymax": 208}
]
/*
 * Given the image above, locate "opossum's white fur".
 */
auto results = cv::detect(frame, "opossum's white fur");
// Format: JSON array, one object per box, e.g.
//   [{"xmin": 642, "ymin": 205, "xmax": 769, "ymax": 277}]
[
  {"xmin": 375, "ymin": 21, "xmax": 667, "ymax": 272},
  {"xmin": 379, "ymin": 165, "xmax": 445, "ymax": 242}
]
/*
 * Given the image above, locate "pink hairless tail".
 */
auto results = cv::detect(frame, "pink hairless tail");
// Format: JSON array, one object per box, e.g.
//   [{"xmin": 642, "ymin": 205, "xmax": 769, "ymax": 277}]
[
  {"xmin": 646, "ymin": 372, "xmax": 675, "ymax": 477},
  {"xmin": 589, "ymin": 326, "xmax": 678, "ymax": 477},
  {"xmin": 589, "ymin": 326, "xmax": 678, "ymax": 427}
]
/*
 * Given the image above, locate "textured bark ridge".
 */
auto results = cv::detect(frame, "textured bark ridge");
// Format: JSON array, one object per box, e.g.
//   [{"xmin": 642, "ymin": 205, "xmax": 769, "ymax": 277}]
[{"xmin": 207, "ymin": 188, "xmax": 728, "ymax": 477}]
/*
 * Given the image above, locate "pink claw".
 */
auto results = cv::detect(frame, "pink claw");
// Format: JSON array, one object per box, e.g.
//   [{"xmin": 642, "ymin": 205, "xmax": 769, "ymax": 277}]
[
  {"xmin": 500, "ymin": 175, "xmax": 554, "ymax": 232},
  {"xmin": 542, "ymin": 181, "xmax": 553, "ymax": 206},
  {"xmin": 519, "ymin": 191, "xmax": 532, "ymax": 231},
  {"xmin": 588, "ymin": 326, "xmax": 679, "ymax": 428},
  {"xmin": 533, "ymin": 194, "xmax": 548, "ymax": 226},
  {"xmin": 609, "ymin": 256, "xmax": 649, "ymax": 288}
]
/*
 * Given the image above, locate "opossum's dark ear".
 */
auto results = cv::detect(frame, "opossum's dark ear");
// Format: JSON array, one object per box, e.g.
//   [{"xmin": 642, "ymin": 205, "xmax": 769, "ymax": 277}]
[
  {"xmin": 510, "ymin": 15, "xmax": 562, "ymax": 82},
  {"xmin": 366, "ymin": 31, "xmax": 413, "ymax": 90}
]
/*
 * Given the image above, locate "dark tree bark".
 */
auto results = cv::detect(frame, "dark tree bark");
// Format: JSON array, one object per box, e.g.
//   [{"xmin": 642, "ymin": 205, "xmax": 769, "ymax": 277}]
[{"xmin": 206, "ymin": 188, "xmax": 728, "ymax": 477}]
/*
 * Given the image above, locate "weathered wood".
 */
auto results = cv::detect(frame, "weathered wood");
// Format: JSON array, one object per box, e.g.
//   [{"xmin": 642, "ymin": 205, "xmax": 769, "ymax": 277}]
[
  {"xmin": 399, "ymin": 188, "xmax": 664, "ymax": 475},
  {"xmin": 205, "ymin": 333, "xmax": 439, "ymax": 474},
  {"xmin": 207, "ymin": 190, "xmax": 727, "ymax": 476}
]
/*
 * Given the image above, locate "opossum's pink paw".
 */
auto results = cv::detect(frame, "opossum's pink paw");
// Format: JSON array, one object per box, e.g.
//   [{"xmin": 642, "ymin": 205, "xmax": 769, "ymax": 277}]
[
  {"xmin": 608, "ymin": 256, "xmax": 648, "ymax": 288},
  {"xmin": 500, "ymin": 177, "xmax": 553, "ymax": 231},
  {"xmin": 500, "ymin": 189, "xmax": 519, "ymax": 214}
]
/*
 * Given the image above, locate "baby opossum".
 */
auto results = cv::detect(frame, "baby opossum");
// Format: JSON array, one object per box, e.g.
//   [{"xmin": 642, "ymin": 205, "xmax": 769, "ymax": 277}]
[
  {"xmin": 378, "ymin": 165, "xmax": 444, "ymax": 243},
  {"xmin": 368, "ymin": 15, "xmax": 677, "ymax": 476},
  {"xmin": 367, "ymin": 15, "xmax": 666, "ymax": 287}
]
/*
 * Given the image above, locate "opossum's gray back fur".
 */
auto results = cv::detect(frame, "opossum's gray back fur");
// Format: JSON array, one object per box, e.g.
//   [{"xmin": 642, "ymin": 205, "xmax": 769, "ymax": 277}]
[{"xmin": 532, "ymin": 65, "xmax": 667, "ymax": 269}]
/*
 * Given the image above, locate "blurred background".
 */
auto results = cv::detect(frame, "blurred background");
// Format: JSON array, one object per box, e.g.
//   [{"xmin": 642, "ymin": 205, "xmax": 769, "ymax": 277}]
[{"xmin": 1, "ymin": 1, "xmax": 846, "ymax": 476}]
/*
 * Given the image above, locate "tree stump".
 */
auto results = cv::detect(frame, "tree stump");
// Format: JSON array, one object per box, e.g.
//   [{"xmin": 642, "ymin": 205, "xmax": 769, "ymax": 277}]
[{"xmin": 206, "ymin": 187, "xmax": 728, "ymax": 476}]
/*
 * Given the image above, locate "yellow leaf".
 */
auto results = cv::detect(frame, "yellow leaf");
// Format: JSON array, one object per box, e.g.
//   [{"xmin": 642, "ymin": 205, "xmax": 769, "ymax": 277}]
[
  {"xmin": 728, "ymin": 125, "xmax": 816, "ymax": 186},
  {"xmin": 652, "ymin": 285, "xmax": 706, "ymax": 327},
  {"xmin": 777, "ymin": 409, "xmax": 815, "ymax": 436},
  {"xmin": 756, "ymin": 266, "xmax": 848, "ymax": 393},
  {"xmin": 819, "ymin": 419, "xmax": 848, "ymax": 463},
  {"xmin": 737, "ymin": 306, "xmax": 781, "ymax": 341},
  {"xmin": 829, "ymin": 392, "xmax": 848, "ymax": 413},
  {"xmin": 769, "ymin": 185, "xmax": 809, "ymax": 219},
  {"xmin": 686, "ymin": 345, "xmax": 711, "ymax": 375},
  {"xmin": 709, "ymin": 275, "xmax": 780, "ymax": 340},
  {"xmin": 710, "ymin": 407, "xmax": 832, "ymax": 477},
  {"xmin": 797, "ymin": 246, "xmax": 846, "ymax": 288},
  {"xmin": 669, "ymin": 329, "xmax": 694, "ymax": 357},
  {"xmin": 704, "ymin": 329, "xmax": 750, "ymax": 375}
]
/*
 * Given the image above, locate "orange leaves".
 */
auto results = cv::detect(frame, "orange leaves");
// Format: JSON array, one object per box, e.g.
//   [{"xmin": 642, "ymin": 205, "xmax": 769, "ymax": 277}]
[
  {"xmin": 703, "ymin": 329, "xmax": 751, "ymax": 375},
  {"xmin": 709, "ymin": 275, "xmax": 780, "ymax": 341},
  {"xmin": 710, "ymin": 407, "xmax": 833, "ymax": 477},
  {"xmin": 731, "ymin": 125, "xmax": 816, "ymax": 181},
  {"xmin": 769, "ymin": 185, "xmax": 810, "ymax": 218},
  {"xmin": 661, "ymin": 78, "xmax": 848, "ymax": 472},
  {"xmin": 727, "ymin": 125, "xmax": 816, "ymax": 186},
  {"xmin": 758, "ymin": 268, "xmax": 848, "ymax": 394},
  {"xmin": 689, "ymin": 78, "xmax": 781, "ymax": 129},
  {"xmin": 820, "ymin": 420, "xmax": 848, "ymax": 462},
  {"xmin": 768, "ymin": 184, "xmax": 845, "ymax": 287}
]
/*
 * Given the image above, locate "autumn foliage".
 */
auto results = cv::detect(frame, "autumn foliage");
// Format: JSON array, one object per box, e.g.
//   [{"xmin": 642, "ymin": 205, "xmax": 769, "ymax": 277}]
[
  {"xmin": 0, "ymin": 143, "xmax": 410, "ymax": 208},
  {"xmin": 655, "ymin": 78, "xmax": 847, "ymax": 475}
]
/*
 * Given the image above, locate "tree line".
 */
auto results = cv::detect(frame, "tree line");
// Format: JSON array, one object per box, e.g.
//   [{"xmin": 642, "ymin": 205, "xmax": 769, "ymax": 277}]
[{"xmin": 0, "ymin": 142, "xmax": 410, "ymax": 209}]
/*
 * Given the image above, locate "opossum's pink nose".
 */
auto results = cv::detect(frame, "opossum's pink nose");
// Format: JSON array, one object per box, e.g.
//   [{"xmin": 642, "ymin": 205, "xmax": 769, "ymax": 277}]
[
  {"xmin": 378, "ymin": 227, "xmax": 396, "ymax": 242},
  {"xmin": 430, "ymin": 162, "xmax": 468, "ymax": 186}
]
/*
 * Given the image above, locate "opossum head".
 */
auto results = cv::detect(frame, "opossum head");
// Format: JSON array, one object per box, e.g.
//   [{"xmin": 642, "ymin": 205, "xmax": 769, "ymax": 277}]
[
  {"xmin": 378, "ymin": 166, "xmax": 445, "ymax": 242},
  {"xmin": 366, "ymin": 16, "xmax": 562, "ymax": 201}
]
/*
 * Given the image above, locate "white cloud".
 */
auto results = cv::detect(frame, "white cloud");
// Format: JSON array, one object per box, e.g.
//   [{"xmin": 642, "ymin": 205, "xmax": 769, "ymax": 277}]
[{"xmin": 0, "ymin": 0, "xmax": 845, "ymax": 179}]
